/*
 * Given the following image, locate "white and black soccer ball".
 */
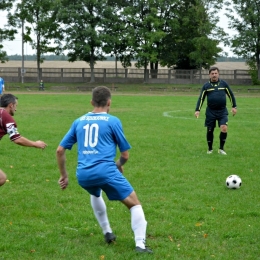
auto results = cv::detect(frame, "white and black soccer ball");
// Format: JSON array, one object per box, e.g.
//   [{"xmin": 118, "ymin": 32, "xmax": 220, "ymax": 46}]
[{"xmin": 226, "ymin": 175, "xmax": 242, "ymax": 189}]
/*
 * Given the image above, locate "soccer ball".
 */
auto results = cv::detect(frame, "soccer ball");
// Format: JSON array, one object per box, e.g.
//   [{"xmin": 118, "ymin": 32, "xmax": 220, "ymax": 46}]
[{"xmin": 226, "ymin": 175, "xmax": 242, "ymax": 189}]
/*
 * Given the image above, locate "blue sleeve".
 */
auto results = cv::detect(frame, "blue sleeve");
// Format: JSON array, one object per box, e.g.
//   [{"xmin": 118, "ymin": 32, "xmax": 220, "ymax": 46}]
[
  {"xmin": 59, "ymin": 121, "xmax": 77, "ymax": 150},
  {"xmin": 112, "ymin": 119, "xmax": 131, "ymax": 152}
]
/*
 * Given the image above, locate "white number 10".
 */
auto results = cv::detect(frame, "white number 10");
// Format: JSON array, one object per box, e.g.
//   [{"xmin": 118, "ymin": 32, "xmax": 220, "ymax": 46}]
[{"xmin": 83, "ymin": 123, "xmax": 99, "ymax": 147}]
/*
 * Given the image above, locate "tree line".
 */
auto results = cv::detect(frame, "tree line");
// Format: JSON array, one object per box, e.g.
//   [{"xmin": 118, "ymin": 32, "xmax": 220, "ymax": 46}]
[{"xmin": 0, "ymin": 0, "xmax": 259, "ymax": 83}]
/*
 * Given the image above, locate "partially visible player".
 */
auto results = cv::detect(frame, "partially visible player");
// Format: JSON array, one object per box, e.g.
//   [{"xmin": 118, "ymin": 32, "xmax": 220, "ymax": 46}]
[
  {"xmin": 195, "ymin": 67, "xmax": 237, "ymax": 155},
  {"xmin": 0, "ymin": 76, "xmax": 4, "ymax": 98},
  {"xmin": 56, "ymin": 86, "xmax": 152, "ymax": 253},
  {"xmin": 0, "ymin": 77, "xmax": 5, "ymax": 105},
  {"xmin": 0, "ymin": 169, "xmax": 6, "ymax": 186},
  {"xmin": 0, "ymin": 94, "xmax": 47, "ymax": 187}
]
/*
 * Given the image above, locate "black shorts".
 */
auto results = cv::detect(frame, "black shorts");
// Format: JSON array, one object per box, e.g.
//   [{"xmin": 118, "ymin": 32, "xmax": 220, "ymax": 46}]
[{"xmin": 205, "ymin": 107, "xmax": 228, "ymax": 129}]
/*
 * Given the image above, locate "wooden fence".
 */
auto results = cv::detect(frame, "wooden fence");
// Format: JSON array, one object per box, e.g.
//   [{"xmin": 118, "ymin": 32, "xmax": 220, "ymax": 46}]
[{"xmin": 0, "ymin": 67, "xmax": 252, "ymax": 85}]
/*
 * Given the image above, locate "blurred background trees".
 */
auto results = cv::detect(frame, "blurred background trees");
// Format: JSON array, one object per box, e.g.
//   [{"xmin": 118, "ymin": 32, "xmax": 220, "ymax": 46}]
[{"xmin": 1, "ymin": 0, "xmax": 259, "ymax": 83}]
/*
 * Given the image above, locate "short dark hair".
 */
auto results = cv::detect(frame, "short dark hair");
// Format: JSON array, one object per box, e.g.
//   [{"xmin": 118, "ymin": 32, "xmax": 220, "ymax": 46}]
[
  {"xmin": 0, "ymin": 94, "xmax": 18, "ymax": 108},
  {"xmin": 209, "ymin": 67, "xmax": 219, "ymax": 74},
  {"xmin": 92, "ymin": 86, "xmax": 111, "ymax": 107}
]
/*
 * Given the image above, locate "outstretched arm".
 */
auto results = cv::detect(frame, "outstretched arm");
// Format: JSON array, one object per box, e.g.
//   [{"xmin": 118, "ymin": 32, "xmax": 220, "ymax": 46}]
[
  {"xmin": 56, "ymin": 145, "xmax": 69, "ymax": 189},
  {"xmin": 13, "ymin": 136, "xmax": 47, "ymax": 149}
]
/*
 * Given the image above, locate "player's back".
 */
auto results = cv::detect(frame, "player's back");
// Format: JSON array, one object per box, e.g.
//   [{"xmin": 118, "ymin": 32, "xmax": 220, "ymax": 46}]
[
  {"xmin": 76, "ymin": 112, "xmax": 118, "ymax": 163},
  {"xmin": 74, "ymin": 112, "xmax": 129, "ymax": 186}
]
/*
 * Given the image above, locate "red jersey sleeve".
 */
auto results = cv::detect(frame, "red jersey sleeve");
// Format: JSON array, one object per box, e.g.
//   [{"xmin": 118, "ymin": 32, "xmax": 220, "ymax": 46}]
[{"xmin": 0, "ymin": 109, "xmax": 21, "ymax": 141}]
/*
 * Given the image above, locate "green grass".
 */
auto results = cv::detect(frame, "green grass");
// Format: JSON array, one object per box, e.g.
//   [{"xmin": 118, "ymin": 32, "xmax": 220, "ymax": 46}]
[
  {"xmin": 0, "ymin": 92, "xmax": 260, "ymax": 259},
  {"xmin": 6, "ymin": 81, "xmax": 260, "ymax": 94}
]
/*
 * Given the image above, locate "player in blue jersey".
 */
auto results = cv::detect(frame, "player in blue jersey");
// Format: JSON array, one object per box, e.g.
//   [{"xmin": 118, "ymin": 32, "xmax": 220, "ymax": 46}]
[
  {"xmin": 195, "ymin": 67, "xmax": 237, "ymax": 155},
  {"xmin": 56, "ymin": 86, "xmax": 152, "ymax": 254}
]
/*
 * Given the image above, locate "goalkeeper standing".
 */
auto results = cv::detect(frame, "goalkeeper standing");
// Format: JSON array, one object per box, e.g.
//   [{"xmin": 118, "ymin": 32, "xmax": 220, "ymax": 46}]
[{"xmin": 195, "ymin": 67, "xmax": 237, "ymax": 155}]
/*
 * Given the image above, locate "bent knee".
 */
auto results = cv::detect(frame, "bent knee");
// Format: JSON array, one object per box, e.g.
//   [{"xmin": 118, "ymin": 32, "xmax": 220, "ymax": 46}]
[
  {"xmin": 220, "ymin": 125, "xmax": 228, "ymax": 132},
  {"xmin": 122, "ymin": 191, "xmax": 141, "ymax": 209}
]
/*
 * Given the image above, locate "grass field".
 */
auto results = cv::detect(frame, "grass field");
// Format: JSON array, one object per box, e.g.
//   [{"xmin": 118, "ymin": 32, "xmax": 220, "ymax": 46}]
[
  {"xmin": 0, "ymin": 92, "xmax": 260, "ymax": 259},
  {"xmin": 5, "ymin": 81, "xmax": 260, "ymax": 95}
]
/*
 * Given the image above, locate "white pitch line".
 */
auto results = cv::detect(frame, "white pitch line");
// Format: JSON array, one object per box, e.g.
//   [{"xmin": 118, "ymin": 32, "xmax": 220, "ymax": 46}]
[
  {"xmin": 163, "ymin": 110, "xmax": 260, "ymax": 124},
  {"xmin": 163, "ymin": 111, "xmax": 196, "ymax": 120}
]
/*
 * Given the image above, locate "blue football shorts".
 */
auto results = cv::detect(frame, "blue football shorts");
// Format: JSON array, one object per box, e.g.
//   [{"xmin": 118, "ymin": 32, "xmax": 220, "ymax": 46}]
[{"xmin": 80, "ymin": 173, "xmax": 134, "ymax": 201}]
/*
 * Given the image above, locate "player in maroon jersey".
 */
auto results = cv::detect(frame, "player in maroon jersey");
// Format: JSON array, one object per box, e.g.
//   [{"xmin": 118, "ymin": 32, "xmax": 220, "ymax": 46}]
[{"xmin": 0, "ymin": 93, "xmax": 47, "ymax": 186}]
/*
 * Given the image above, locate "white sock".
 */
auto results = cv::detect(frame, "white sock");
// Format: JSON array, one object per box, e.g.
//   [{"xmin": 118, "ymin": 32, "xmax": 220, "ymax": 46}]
[
  {"xmin": 130, "ymin": 205, "xmax": 147, "ymax": 249},
  {"xmin": 90, "ymin": 194, "xmax": 112, "ymax": 235}
]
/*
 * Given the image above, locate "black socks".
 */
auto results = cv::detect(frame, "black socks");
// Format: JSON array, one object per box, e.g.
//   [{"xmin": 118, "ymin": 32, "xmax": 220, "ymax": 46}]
[{"xmin": 219, "ymin": 132, "xmax": 227, "ymax": 150}]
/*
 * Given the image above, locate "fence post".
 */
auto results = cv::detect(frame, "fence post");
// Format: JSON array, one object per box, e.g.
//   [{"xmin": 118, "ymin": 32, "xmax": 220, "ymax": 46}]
[
  {"xmin": 103, "ymin": 69, "xmax": 106, "ymax": 82},
  {"xmin": 234, "ymin": 70, "xmax": 237, "ymax": 80},
  {"xmin": 39, "ymin": 68, "xmax": 42, "ymax": 82},
  {"xmin": 125, "ymin": 69, "xmax": 128, "ymax": 82},
  {"xmin": 61, "ymin": 68, "xmax": 63, "ymax": 83},
  {"xmin": 168, "ymin": 70, "xmax": 171, "ymax": 84},
  {"xmin": 18, "ymin": 67, "xmax": 21, "ymax": 82},
  {"xmin": 82, "ymin": 68, "xmax": 84, "ymax": 82}
]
